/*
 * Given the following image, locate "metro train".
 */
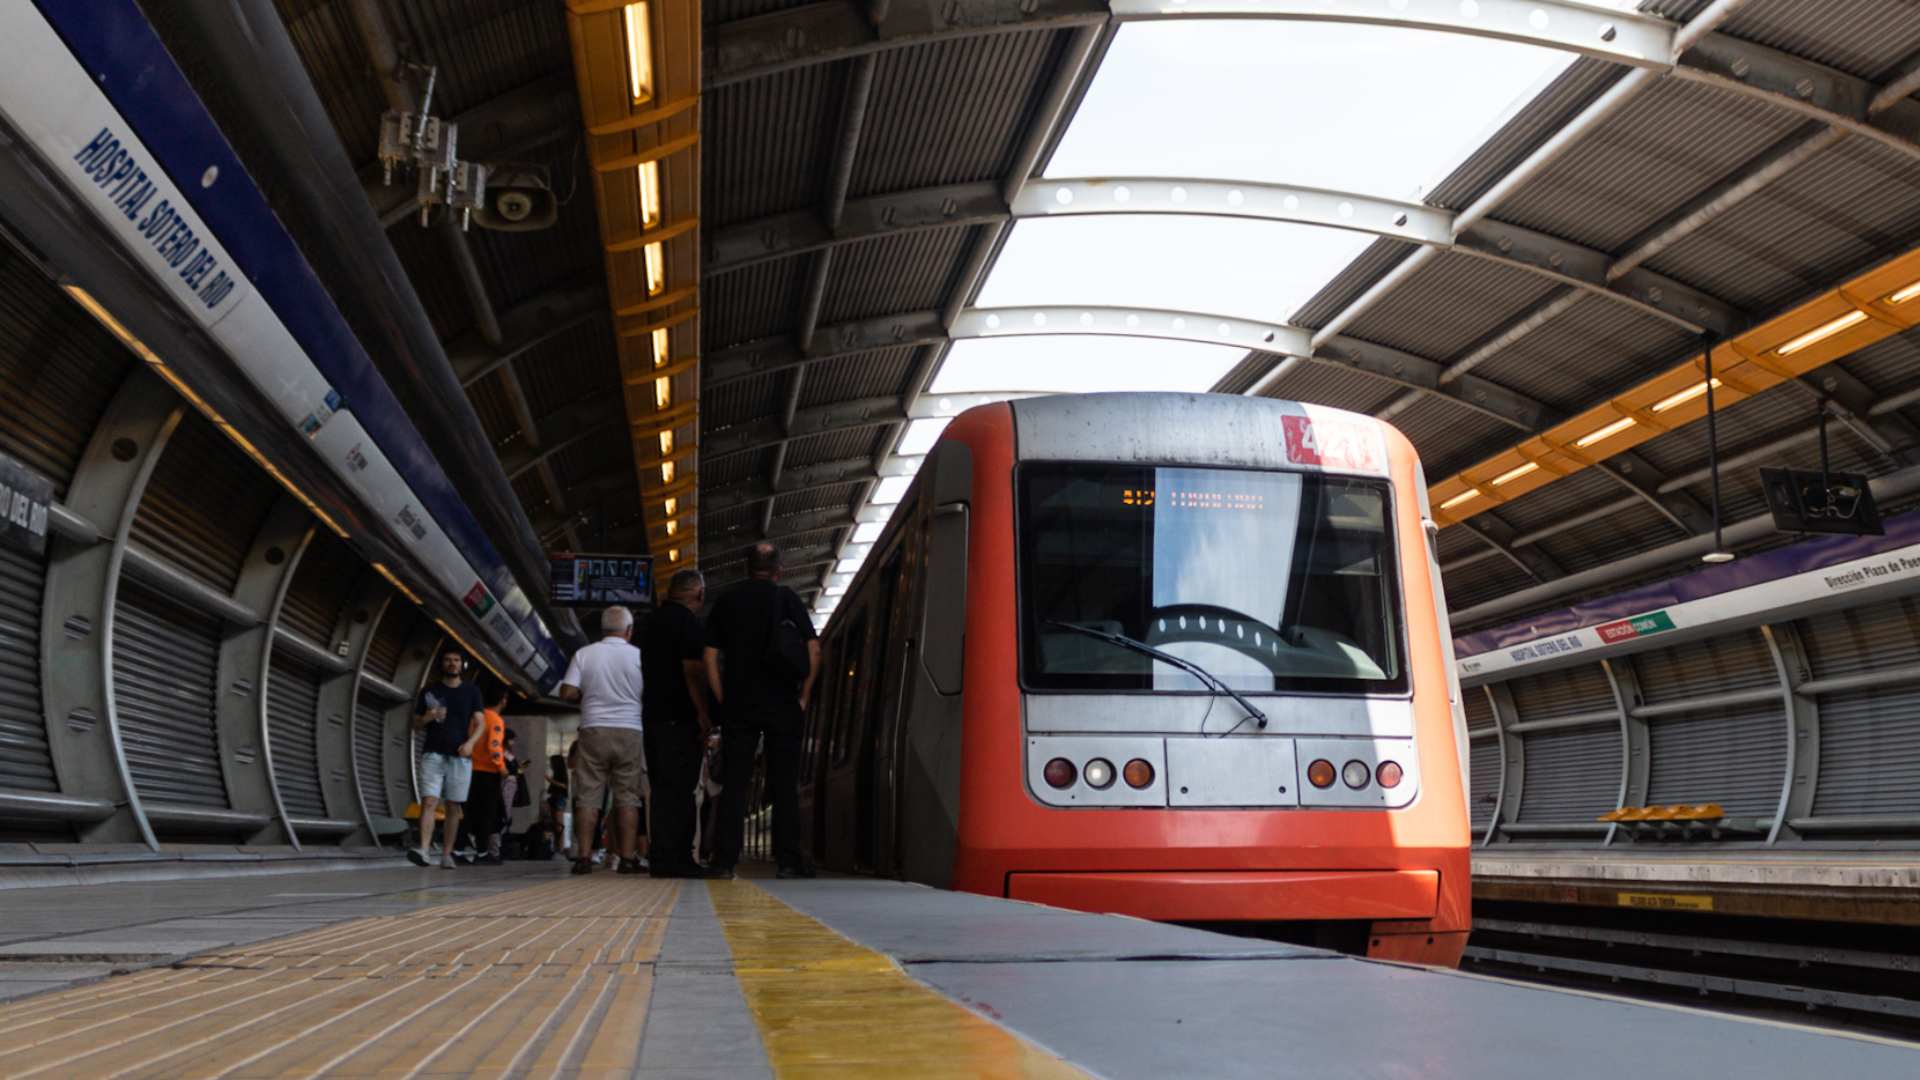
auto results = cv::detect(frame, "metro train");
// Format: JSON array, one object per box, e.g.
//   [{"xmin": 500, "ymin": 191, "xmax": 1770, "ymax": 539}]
[{"xmin": 799, "ymin": 393, "xmax": 1473, "ymax": 966}]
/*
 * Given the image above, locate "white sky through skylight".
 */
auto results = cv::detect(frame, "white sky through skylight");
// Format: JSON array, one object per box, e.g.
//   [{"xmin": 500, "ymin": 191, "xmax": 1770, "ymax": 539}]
[{"xmin": 931, "ymin": 336, "xmax": 1245, "ymax": 395}]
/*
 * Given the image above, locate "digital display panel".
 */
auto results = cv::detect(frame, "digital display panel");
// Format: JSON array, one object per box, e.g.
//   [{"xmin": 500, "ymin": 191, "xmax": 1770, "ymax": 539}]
[
  {"xmin": 1121, "ymin": 487, "xmax": 1267, "ymax": 511},
  {"xmin": 549, "ymin": 552, "xmax": 655, "ymax": 609}
]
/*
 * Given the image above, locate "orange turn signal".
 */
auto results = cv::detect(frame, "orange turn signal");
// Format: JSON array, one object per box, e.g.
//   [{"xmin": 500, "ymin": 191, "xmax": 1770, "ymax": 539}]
[
  {"xmin": 1123, "ymin": 759, "xmax": 1155, "ymax": 789},
  {"xmin": 1307, "ymin": 759, "xmax": 1336, "ymax": 788}
]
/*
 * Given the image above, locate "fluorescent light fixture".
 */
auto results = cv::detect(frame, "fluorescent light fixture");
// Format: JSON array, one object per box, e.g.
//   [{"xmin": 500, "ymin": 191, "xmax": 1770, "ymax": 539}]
[
  {"xmin": 835, "ymin": 558, "xmax": 864, "ymax": 575},
  {"xmin": 1776, "ymin": 310, "xmax": 1867, "ymax": 356},
  {"xmin": 651, "ymin": 326, "xmax": 669, "ymax": 367},
  {"xmin": 660, "ymin": 460, "xmax": 675, "ymax": 484},
  {"xmin": 1574, "ymin": 416, "xmax": 1637, "ymax": 449},
  {"xmin": 665, "ymin": 520, "xmax": 677, "ymax": 536},
  {"xmin": 664, "ymin": 497, "xmax": 677, "ymax": 516},
  {"xmin": 370, "ymin": 561, "xmax": 423, "ymax": 606},
  {"xmin": 658, "ymin": 430, "xmax": 673, "ymax": 455},
  {"xmin": 638, "ymin": 161, "xmax": 661, "ymax": 230},
  {"xmin": 644, "ymin": 241, "xmax": 665, "ymax": 296},
  {"xmin": 930, "ymin": 335, "xmax": 1244, "ymax": 395},
  {"xmin": 852, "ymin": 521, "xmax": 884, "ymax": 544},
  {"xmin": 1649, "ymin": 378, "xmax": 1722, "ymax": 414},
  {"xmin": 1886, "ymin": 279, "xmax": 1920, "ymax": 305},
  {"xmin": 667, "ymin": 548, "xmax": 679, "ymax": 563},
  {"xmin": 1438, "ymin": 489, "xmax": 1480, "ymax": 511},
  {"xmin": 896, "ymin": 418, "xmax": 950, "ymax": 456},
  {"xmin": 870, "ymin": 476, "xmax": 912, "ymax": 506},
  {"xmin": 654, "ymin": 375, "xmax": 670, "ymax": 408},
  {"xmin": 1489, "ymin": 462, "xmax": 1538, "ymax": 487},
  {"xmin": 623, "ymin": 3, "xmax": 653, "ymax": 103},
  {"xmin": 976, "ymin": 216, "xmax": 1370, "ymax": 327}
]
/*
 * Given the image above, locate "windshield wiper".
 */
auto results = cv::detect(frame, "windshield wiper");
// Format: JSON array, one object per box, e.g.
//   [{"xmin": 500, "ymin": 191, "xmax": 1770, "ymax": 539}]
[{"xmin": 1045, "ymin": 620, "xmax": 1268, "ymax": 733}]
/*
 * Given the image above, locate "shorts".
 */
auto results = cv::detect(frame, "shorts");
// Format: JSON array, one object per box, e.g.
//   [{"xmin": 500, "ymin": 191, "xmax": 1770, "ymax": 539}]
[
  {"xmin": 574, "ymin": 726, "xmax": 647, "ymax": 810},
  {"xmin": 419, "ymin": 752, "xmax": 472, "ymax": 803}
]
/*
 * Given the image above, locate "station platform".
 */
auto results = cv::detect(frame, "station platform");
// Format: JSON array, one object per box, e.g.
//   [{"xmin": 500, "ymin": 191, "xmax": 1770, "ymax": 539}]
[
  {"xmin": 1475, "ymin": 849, "xmax": 1920, "ymax": 924},
  {"xmin": 2, "ymin": 863, "xmax": 1916, "ymax": 1077}
]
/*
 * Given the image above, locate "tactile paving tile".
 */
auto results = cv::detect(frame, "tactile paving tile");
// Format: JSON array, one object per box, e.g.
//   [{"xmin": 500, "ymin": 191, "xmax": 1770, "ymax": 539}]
[{"xmin": 0, "ymin": 876, "xmax": 678, "ymax": 1078}]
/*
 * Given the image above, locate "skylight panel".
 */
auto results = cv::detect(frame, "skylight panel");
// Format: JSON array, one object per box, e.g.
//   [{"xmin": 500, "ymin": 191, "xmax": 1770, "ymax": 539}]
[
  {"xmin": 870, "ymin": 476, "xmax": 913, "ymax": 506},
  {"xmin": 896, "ymin": 418, "xmax": 950, "ymax": 457},
  {"xmin": 931, "ymin": 336, "xmax": 1245, "ymax": 395},
  {"xmin": 852, "ymin": 521, "xmax": 885, "ymax": 544},
  {"xmin": 975, "ymin": 216, "xmax": 1370, "ymax": 326},
  {"xmin": 1047, "ymin": 20, "xmax": 1579, "ymax": 201}
]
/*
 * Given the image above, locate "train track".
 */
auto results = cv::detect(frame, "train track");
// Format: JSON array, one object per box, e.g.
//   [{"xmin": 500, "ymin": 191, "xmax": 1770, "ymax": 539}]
[{"xmin": 1462, "ymin": 906, "xmax": 1920, "ymax": 1041}]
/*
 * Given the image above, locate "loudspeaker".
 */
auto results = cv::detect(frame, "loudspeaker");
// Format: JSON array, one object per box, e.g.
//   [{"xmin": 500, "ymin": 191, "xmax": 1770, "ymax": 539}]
[{"xmin": 473, "ymin": 166, "xmax": 557, "ymax": 232}]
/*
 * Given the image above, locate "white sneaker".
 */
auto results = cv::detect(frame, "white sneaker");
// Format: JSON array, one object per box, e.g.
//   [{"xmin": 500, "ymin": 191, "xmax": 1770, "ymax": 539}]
[
  {"xmin": 407, "ymin": 847, "xmax": 429, "ymax": 867},
  {"xmin": 440, "ymin": 853, "xmax": 456, "ymax": 869}
]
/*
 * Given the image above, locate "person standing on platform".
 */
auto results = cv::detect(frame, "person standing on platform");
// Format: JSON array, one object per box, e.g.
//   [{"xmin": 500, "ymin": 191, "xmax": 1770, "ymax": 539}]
[
  {"xmin": 703, "ymin": 542, "xmax": 821, "ymax": 879},
  {"xmin": 642, "ymin": 569, "xmax": 713, "ymax": 878},
  {"xmin": 559, "ymin": 606, "xmax": 647, "ymax": 876},
  {"xmin": 462, "ymin": 684, "xmax": 509, "ymax": 866},
  {"xmin": 410, "ymin": 649, "xmax": 484, "ymax": 869}
]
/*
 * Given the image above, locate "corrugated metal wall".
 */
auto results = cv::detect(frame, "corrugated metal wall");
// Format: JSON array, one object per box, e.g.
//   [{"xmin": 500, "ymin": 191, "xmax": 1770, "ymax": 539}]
[
  {"xmin": 1519, "ymin": 726, "xmax": 1621, "ymax": 824},
  {"xmin": 354, "ymin": 699, "xmax": 391, "ymax": 817},
  {"xmin": 0, "ymin": 548, "xmax": 56, "ymax": 793},
  {"xmin": 1802, "ymin": 597, "xmax": 1920, "ymax": 818},
  {"xmin": 279, "ymin": 531, "xmax": 359, "ymax": 644},
  {"xmin": 129, "ymin": 412, "xmax": 277, "ymax": 592},
  {"xmin": 266, "ymin": 649, "xmax": 325, "ymax": 817},
  {"xmin": 1645, "ymin": 705, "xmax": 1786, "ymax": 817},
  {"xmin": 1465, "ymin": 691, "xmax": 1498, "ymax": 830},
  {"xmin": 114, "ymin": 582, "xmax": 229, "ymax": 810}
]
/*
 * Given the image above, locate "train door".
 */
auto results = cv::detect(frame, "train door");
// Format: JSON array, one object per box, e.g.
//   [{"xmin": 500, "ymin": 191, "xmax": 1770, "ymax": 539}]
[
  {"xmin": 875, "ymin": 513, "xmax": 927, "ymax": 877},
  {"xmin": 855, "ymin": 547, "xmax": 904, "ymax": 872},
  {"xmin": 820, "ymin": 609, "xmax": 868, "ymax": 869}
]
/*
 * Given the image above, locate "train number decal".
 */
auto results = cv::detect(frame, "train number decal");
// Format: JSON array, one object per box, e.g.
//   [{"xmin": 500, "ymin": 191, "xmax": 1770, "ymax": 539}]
[{"xmin": 1283, "ymin": 414, "xmax": 1382, "ymax": 473}]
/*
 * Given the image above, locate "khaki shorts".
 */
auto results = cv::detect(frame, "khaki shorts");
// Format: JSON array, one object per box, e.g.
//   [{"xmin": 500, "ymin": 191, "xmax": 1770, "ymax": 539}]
[{"xmin": 574, "ymin": 726, "xmax": 647, "ymax": 809}]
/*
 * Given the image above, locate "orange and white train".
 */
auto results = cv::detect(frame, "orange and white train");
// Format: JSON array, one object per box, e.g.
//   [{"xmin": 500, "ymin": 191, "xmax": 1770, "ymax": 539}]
[{"xmin": 800, "ymin": 393, "xmax": 1472, "ymax": 966}]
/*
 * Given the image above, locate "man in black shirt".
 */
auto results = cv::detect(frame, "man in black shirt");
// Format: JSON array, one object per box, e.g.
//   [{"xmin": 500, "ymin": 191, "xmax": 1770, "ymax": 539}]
[
  {"xmin": 641, "ymin": 569, "xmax": 711, "ymax": 878},
  {"xmin": 703, "ymin": 541, "xmax": 820, "ymax": 878},
  {"xmin": 410, "ymin": 649, "xmax": 484, "ymax": 869}
]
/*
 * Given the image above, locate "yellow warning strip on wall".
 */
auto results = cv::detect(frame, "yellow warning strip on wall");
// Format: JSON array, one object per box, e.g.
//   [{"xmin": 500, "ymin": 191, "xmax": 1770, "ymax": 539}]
[
  {"xmin": 0, "ymin": 876, "xmax": 676, "ymax": 1078},
  {"xmin": 707, "ymin": 880, "xmax": 1088, "ymax": 1079}
]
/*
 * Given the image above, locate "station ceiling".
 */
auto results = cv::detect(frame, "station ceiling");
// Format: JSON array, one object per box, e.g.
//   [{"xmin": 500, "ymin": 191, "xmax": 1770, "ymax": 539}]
[{"xmin": 263, "ymin": 0, "xmax": 1920, "ymax": 639}]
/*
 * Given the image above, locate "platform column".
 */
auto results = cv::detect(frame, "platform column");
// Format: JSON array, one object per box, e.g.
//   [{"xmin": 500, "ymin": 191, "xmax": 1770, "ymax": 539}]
[
  {"xmin": 1601, "ymin": 658, "xmax": 1647, "ymax": 846},
  {"xmin": 330, "ymin": 582, "xmax": 391, "ymax": 846},
  {"xmin": 385, "ymin": 625, "xmax": 445, "ymax": 825},
  {"xmin": 1476, "ymin": 685, "xmax": 1502, "ymax": 849},
  {"xmin": 1487, "ymin": 682, "xmax": 1523, "ymax": 844},
  {"xmin": 39, "ymin": 369, "xmax": 182, "ymax": 847},
  {"xmin": 222, "ymin": 496, "xmax": 313, "ymax": 847},
  {"xmin": 1762, "ymin": 622, "xmax": 1818, "ymax": 845}
]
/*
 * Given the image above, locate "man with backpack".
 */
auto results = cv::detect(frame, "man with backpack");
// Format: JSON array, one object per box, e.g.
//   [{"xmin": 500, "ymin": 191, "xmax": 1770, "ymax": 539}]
[{"xmin": 703, "ymin": 542, "xmax": 820, "ymax": 879}]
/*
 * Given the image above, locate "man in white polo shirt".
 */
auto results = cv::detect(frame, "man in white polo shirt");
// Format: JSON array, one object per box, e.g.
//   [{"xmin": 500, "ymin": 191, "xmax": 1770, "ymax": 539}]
[{"xmin": 559, "ymin": 605, "xmax": 645, "ymax": 876}]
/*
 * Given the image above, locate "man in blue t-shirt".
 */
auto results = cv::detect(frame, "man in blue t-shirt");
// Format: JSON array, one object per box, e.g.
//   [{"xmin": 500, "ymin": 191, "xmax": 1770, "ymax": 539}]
[{"xmin": 411, "ymin": 649, "xmax": 485, "ymax": 868}]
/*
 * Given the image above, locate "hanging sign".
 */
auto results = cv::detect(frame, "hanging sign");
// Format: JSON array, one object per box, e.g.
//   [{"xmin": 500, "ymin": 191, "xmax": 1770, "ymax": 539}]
[{"xmin": 0, "ymin": 451, "xmax": 52, "ymax": 557}]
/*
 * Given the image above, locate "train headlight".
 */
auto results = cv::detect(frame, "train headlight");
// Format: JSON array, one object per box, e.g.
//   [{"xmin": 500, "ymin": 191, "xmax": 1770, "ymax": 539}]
[
  {"xmin": 1083, "ymin": 758, "xmax": 1115, "ymax": 790},
  {"xmin": 1307, "ymin": 759, "xmax": 1336, "ymax": 788},
  {"xmin": 1044, "ymin": 758, "xmax": 1077, "ymax": 789},
  {"xmin": 1342, "ymin": 760, "xmax": 1371, "ymax": 789},
  {"xmin": 1123, "ymin": 759, "xmax": 1155, "ymax": 789},
  {"xmin": 1376, "ymin": 761, "xmax": 1403, "ymax": 789}
]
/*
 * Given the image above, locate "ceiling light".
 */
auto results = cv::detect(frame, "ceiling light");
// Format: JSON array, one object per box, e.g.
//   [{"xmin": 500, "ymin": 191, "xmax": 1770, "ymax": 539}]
[
  {"xmin": 654, "ymin": 375, "xmax": 670, "ymax": 409},
  {"xmin": 1775, "ymin": 310, "xmax": 1867, "ymax": 356},
  {"xmin": 644, "ymin": 241, "xmax": 665, "ymax": 296},
  {"xmin": 665, "ymin": 520, "xmax": 677, "ymax": 536},
  {"xmin": 1439, "ymin": 489, "xmax": 1480, "ymax": 511},
  {"xmin": 651, "ymin": 326, "xmax": 669, "ymax": 367},
  {"xmin": 660, "ymin": 461, "xmax": 674, "ymax": 484},
  {"xmin": 1702, "ymin": 550, "xmax": 1735, "ymax": 564},
  {"xmin": 638, "ymin": 160, "xmax": 661, "ymax": 230},
  {"xmin": 1650, "ymin": 378, "xmax": 1721, "ymax": 414},
  {"xmin": 623, "ymin": 3, "xmax": 654, "ymax": 104},
  {"xmin": 1490, "ymin": 462, "xmax": 1538, "ymax": 487},
  {"xmin": 667, "ymin": 548, "xmax": 679, "ymax": 563},
  {"xmin": 1887, "ymin": 279, "xmax": 1920, "ymax": 305},
  {"xmin": 658, "ymin": 430, "xmax": 673, "ymax": 454},
  {"xmin": 664, "ymin": 497, "xmax": 677, "ymax": 516},
  {"xmin": 1574, "ymin": 416, "xmax": 1636, "ymax": 449}
]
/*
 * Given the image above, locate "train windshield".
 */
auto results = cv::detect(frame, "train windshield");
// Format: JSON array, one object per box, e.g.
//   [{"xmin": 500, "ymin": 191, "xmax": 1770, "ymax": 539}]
[{"xmin": 1017, "ymin": 464, "xmax": 1405, "ymax": 695}]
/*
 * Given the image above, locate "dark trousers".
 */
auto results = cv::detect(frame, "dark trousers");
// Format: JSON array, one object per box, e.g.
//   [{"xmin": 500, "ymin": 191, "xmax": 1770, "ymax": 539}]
[
  {"xmin": 643, "ymin": 719, "xmax": 702, "ymax": 871},
  {"xmin": 713, "ymin": 726, "xmax": 804, "ymax": 870},
  {"xmin": 465, "ymin": 770, "xmax": 502, "ymax": 854}
]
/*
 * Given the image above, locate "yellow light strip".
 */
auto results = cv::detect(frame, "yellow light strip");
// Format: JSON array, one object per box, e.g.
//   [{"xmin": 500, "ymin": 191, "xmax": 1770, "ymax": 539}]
[
  {"xmin": 638, "ymin": 161, "xmax": 661, "ymax": 230},
  {"xmin": 1776, "ymin": 310, "xmax": 1867, "ymax": 356},
  {"xmin": 1649, "ymin": 378, "xmax": 1721, "ymax": 414},
  {"xmin": 661, "ymin": 460, "xmax": 676, "ymax": 484},
  {"xmin": 433, "ymin": 617, "xmax": 512, "ymax": 688},
  {"xmin": 664, "ymin": 497, "xmax": 677, "ymax": 516},
  {"xmin": 659, "ymin": 430, "xmax": 673, "ymax": 455},
  {"xmin": 623, "ymin": 2, "xmax": 653, "ymax": 104},
  {"xmin": 654, "ymin": 374, "xmax": 671, "ymax": 409},
  {"xmin": 644, "ymin": 242, "xmax": 665, "ymax": 296},
  {"xmin": 1439, "ymin": 489, "xmax": 1481, "ymax": 511},
  {"xmin": 1574, "ymin": 415, "xmax": 1637, "ymax": 449},
  {"xmin": 1889, "ymin": 279, "xmax": 1920, "ymax": 305},
  {"xmin": 369, "ymin": 561, "xmax": 423, "ymax": 606},
  {"xmin": 1490, "ymin": 462, "xmax": 1539, "ymax": 487}
]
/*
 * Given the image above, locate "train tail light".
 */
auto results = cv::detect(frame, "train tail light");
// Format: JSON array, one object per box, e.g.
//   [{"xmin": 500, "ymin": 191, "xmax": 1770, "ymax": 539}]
[
  {"xmin": 1123, "ymin": 759, "xmax": 1155, "ymax": 789},
  {"xmin": 1083, "ymin": 758, "xmax": 1115, "ymax": 790},
  {"xmin": 1307, "ymin": 759, "xmax": 1336, "ymax": 788},
  {"xmin": 1342, "ymin": 760, "xmax": 1371, "ymax": 789},
  {"xmin": 1377, "ymin": 761, "xmax": 1403, "ymax": 789},
  {"xmin": 1044, "ymin": 758, "xmax": 1077, "ymax": 789}
]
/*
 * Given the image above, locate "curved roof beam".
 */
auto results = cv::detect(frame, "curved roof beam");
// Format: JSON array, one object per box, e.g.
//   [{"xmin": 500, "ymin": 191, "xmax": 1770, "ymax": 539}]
[
  {"xmin": 707, "ymin": 178, "xmax": 1744, "ymax": 335},
  {"xmin": 701, "ymin": 395, "xmax": 907, "ymax": 462}
]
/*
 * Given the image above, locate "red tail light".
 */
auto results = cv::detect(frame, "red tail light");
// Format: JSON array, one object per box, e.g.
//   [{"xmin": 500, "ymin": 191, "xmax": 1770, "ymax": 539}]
[
  {"xmin": 1307, "ymin": 759, "xmax": 1336, "ymax": 788},
  {"xmin": 1123, "ymin": 759, "xmax": 1155, "ymax": 789},
  {"xmin": 1043, "ymin": 758, "xmax": 1077, "ymax": 789},
  {"xmin": 1377, "ymin": 761, "xmax": 1403, "ymax": 789}
]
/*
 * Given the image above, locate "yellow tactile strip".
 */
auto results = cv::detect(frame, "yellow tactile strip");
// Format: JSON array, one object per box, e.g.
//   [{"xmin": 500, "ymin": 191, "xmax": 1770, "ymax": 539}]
[
  {"xmin": 0, "ymin": 876, "xmax": 677, "ymax": 1078},
  {"xmin": 707, "ymin": 881, "xmax": 1089, "ymax": 1079}
]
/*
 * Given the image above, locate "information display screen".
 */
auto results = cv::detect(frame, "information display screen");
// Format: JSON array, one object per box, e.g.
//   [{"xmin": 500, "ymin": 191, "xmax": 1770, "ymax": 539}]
[{"xmin": 549, "ymin": 552, "xmax": 655, "ymax": 609}]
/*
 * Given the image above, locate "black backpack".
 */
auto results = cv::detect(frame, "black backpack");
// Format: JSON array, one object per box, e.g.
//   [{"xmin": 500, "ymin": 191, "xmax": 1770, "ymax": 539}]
[{"xmin": 761, "ymin": 589, "xmax": 810, "ymax": 682}]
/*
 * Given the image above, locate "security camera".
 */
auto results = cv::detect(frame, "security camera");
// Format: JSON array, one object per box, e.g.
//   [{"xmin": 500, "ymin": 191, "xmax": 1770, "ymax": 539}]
[{"xmin": 473, "ymin": 166, "xmax": 557, "ymax": 232}]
